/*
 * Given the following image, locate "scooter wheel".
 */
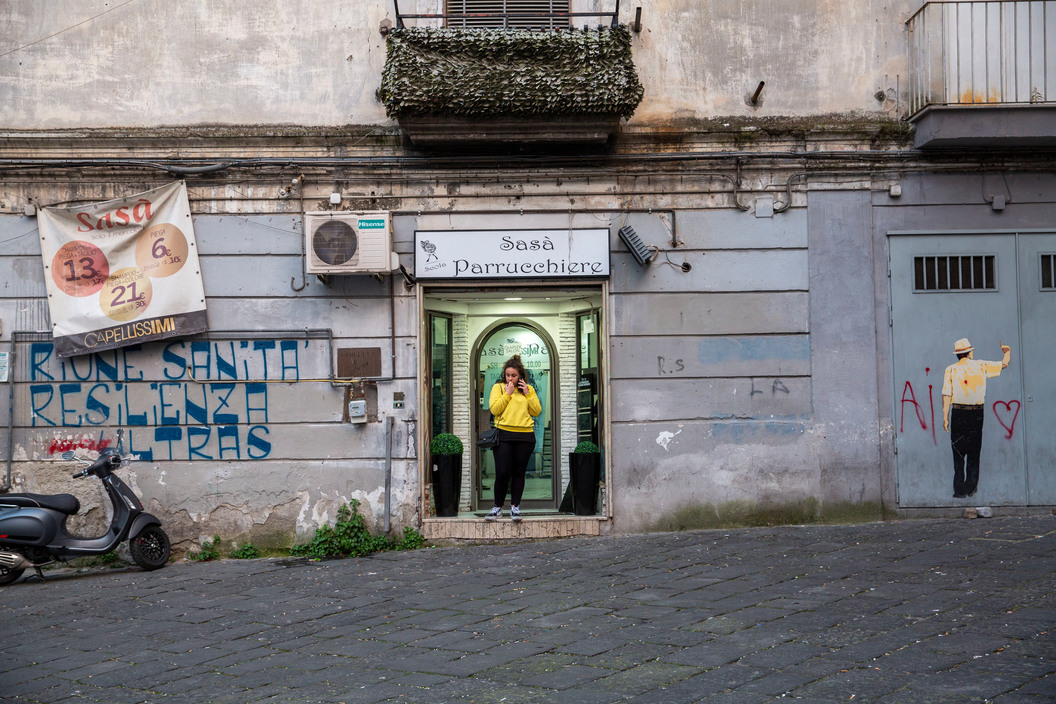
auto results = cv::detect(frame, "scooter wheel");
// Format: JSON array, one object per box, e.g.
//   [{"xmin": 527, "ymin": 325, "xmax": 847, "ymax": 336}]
[
  {"xmin": 0, "ymin": 568, "xmax": 24, "ymax": 586},
  {"xmin": 130, "ymin": 525, "xmax": 171, "ymax": 570}
]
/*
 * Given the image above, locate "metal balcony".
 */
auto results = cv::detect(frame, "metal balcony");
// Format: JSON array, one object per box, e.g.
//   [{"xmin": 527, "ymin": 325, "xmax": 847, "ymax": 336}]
[{"xmin": 906, "ymin": 0, "xmax": 1056, "ymax": 148}]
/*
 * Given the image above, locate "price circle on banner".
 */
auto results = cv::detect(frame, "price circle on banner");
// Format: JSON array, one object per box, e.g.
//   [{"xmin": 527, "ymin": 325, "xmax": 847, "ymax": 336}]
[
  {"xmin": 135, "ymin": 223, "xmax": 189, "ymax": 278},
  {"xmin": 51, "ymin": 241, "xmax": 110, "ymax": 297},
  {"xmin": 99, "ymin": 267, "xmax": 153, "ymax": 322}
]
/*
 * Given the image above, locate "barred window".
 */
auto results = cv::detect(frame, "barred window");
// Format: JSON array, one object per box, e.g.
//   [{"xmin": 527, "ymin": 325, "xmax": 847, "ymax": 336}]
[
  {"xmin": 913, "ymin": 255, "xmax": 996, "ymax": 291},
  {"xmin": 445, "ymin": 1, "xmax": 570, "ymax": 29},
  {"xmin": 1042, "ymin": 253, "xmax": 1056, "ymax": 291}
]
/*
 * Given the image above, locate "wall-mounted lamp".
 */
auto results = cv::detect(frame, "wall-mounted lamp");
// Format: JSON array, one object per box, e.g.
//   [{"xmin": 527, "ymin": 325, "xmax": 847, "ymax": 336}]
[
  {"xmin": 330, "ymin": 192, "xmax": 342, "ymax": 205},
  {"xmin": 618, "ymin": 225, "xmax": 656, "ymax": 267},
  {"xmin": 279, "ymin": 174, "xmax": 304, "ymax": 198}
]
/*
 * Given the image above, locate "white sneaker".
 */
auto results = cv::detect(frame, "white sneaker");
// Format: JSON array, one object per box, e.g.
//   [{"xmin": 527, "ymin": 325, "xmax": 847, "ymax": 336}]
[
  {"xmin": 485, "ymin": 506, "xmax": 502, "ymax": 521},
  {"xmin": 510, "ymin": 506, "xmax": 522, "ymax": 522}
]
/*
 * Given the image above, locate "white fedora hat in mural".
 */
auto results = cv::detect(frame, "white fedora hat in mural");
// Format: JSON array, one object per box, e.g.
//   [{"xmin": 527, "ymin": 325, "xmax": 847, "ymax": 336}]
[{"xmin": 954, "ymin": 338, "xmax": 974, "ymax": 354}]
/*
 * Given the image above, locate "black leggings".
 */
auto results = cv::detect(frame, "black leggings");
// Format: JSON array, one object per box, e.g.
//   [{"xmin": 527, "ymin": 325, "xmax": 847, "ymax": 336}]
[{"xmin": 493, "ymin": 430, "xmax": 536, "ymax": 507}]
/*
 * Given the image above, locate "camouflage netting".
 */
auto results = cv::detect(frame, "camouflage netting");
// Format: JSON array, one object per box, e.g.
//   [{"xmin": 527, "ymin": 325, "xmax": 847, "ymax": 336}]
[{"xmin": 379, "ymin": 26, "xmax": 644, "ymax": 119}]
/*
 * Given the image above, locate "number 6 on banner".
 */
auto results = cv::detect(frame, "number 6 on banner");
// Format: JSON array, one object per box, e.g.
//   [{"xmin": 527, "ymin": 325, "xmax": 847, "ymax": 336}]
[{"xmin": 136, "ymin": 223, "xmax": 189, "ymax": 278}]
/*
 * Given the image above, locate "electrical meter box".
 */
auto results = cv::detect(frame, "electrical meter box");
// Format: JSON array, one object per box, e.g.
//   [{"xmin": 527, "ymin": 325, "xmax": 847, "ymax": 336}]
[{"xmin": 348, "ymin": 399, "xmax": 367, "ymax": 424}]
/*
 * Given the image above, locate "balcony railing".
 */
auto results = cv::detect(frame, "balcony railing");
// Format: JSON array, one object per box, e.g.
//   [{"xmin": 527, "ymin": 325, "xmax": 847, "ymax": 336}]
[
  {"xmin": 391, "ymin": 0, "xmax": 623, "ymax": 30},
  {"xmin": 907, "ymin": 0, "xmax": 1054, "ymax": 116}
]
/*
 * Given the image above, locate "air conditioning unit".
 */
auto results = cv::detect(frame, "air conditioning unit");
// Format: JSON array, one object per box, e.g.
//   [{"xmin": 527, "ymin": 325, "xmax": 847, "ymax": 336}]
[{"xmin": 304, "ymin": 211, "xmax": 395, "ymax": 274}]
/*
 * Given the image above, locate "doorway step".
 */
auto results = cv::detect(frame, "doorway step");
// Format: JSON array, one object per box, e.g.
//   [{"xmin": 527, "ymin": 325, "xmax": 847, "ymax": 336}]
[{"xmin": 422, "ymin": 516, "xmax": 607, "ymax": 541}]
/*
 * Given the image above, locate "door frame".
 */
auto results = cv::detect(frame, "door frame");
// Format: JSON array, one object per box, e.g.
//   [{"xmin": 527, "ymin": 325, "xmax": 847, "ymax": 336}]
[{"xmin": 417, "ymin": 281, "xmax": 611, "ymax": 519}]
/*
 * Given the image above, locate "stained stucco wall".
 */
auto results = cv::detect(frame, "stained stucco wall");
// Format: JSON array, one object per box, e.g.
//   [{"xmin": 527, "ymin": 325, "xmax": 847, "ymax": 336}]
[
  {"xmin": 0, "ymin": 213, "xmax": 419, "ymax": 547},
  {"xmin": 0, "ymin": 0, "xmax": 914, "ymax": 129},
  {"xmin": 611, "ymin": 209, "xmax": 814, "ymax": 529},
  {"xmin": 0, "ymin": 190, "xmax": 908, "ymax": 541}
]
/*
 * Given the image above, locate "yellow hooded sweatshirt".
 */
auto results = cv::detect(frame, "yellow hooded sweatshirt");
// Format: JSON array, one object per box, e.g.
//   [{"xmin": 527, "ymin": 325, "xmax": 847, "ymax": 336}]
[{"xmin": 489, "ymin": 382, "xmax": 541, "ymax": 432}]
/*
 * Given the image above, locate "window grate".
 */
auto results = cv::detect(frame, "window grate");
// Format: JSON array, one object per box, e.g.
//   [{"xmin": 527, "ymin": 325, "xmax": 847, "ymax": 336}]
[
  {"xmin": 445, "ymin": 0, "xmax": 570, "ymax": 29},
  {"xmin": 913, "ymin": 255, "xmax": 996, "ymax": 291},
  {"xmin": 1042, "ymin": 254, "xmax": 1056, "ymax": 291}
]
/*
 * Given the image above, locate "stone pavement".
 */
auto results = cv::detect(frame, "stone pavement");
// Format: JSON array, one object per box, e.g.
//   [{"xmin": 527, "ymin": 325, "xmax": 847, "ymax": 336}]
[{"xmin": 2, "ymin": 516, "xmax": 1055, "ymax": 704}]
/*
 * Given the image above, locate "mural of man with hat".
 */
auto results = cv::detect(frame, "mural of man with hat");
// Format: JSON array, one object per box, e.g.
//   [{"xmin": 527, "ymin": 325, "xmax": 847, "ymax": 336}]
[{"xmin": 941, "ymin": 337, "xmax": 1012, "ymax": 499}]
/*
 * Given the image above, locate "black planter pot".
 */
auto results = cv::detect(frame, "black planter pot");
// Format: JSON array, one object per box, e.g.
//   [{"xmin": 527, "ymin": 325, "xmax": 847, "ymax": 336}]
[
  {"xmin": 568, "ymin": 453, "xmax": 601, "ymax": 516},
  {"xmin": 431, "ymin": 454, "xmax": 462, "ymax": 517}
]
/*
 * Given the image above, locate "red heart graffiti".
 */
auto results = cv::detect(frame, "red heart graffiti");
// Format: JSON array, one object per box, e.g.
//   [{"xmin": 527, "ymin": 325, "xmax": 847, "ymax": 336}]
[{"xmin": 992, "ymin": 400, "xmax": 1020, "ymax": 439}]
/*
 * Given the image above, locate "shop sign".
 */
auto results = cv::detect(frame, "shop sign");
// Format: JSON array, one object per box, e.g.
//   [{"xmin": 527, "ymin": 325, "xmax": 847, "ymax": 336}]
[
  {"xmin": 414, "ymin": 228, "xmax": 610, "ymax": 280},
  {"xmin": 37, "ymin": 182, "xmax": 208, "ymax": 357}
]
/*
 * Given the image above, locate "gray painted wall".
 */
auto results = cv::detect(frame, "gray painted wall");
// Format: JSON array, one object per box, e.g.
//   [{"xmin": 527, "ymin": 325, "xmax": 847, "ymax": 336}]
[
  {"xmin": 0, "ymin": 213, "xmax": 419, "ymax": 546},
  {"xmin": 4, "ymin": 173, "xmax": 1054, "ymax": 543},
  {"xmin": 872, "ymin": 172, "xmax": 1056, "ymax": 513}
]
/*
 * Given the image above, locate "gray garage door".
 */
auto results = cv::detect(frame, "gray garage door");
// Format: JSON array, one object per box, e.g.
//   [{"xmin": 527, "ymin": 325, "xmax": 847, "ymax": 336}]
[{"xmin": 889, "ymin": 231, "xmax": 1056, "ymax": 507}]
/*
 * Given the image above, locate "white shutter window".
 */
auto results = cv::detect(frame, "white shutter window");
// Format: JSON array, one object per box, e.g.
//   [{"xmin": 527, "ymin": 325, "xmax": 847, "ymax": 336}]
[{"xmin": 446, "ymin": 1, "xmax": 570, "ymax": 30}]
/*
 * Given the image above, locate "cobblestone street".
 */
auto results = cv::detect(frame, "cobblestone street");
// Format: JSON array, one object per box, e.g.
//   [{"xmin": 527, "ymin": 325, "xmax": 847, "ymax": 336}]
[{"xmin": 2, "ymin": 516, "xmax": 1054, "ymax": 703}]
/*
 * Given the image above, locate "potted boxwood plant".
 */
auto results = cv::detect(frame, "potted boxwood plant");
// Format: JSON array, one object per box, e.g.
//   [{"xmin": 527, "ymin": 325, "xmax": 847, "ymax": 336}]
[
  {"xmin": 430, "ymin": 433, "xmax": 463, "ymax": 517},
  {"xmin": 568, "ymin": 441, "xmax": 601, "ymax": 516}
]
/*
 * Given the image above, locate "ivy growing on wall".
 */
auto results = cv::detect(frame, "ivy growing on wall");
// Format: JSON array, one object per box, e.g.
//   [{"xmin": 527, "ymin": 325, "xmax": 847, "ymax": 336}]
[{"xmin": 379, "ymin": 26, "xmax": 644, "ymax": 119}]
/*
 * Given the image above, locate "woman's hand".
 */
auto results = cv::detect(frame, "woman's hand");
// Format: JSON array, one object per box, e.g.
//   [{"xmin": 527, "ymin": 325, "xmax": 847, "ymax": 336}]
[
  {"xmin": 517, "ymin": 380, "xmax": 528, "ymax": 394},
  {"xmin": 505, "ymin": 379, "xmax": 518, "ymax": 395}
]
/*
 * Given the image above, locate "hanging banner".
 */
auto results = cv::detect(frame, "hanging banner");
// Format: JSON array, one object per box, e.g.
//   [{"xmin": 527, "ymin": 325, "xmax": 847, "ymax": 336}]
[{"xmin": 38, "ymin": 182, "xmax": 208, "ymax": 357}]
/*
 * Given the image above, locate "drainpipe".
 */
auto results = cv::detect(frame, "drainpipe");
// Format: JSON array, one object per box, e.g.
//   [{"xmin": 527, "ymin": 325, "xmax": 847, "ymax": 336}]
[
  {"xmin": 4, "ymin": 336, "xmax": 15, "ymax": 491},
  {"xmin": 384, "ymin": 415, "xmax": 393, "ymax": 534}
]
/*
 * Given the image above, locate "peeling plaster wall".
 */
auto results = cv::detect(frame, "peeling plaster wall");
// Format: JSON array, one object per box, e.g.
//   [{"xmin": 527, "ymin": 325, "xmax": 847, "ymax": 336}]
[
  {"xmin": 0, "ymin": 0, "xmax": 914, "ymax": 129},
  {"xmin": 0, "ymin": 213, "xmax": 418, "ymax": 548}
]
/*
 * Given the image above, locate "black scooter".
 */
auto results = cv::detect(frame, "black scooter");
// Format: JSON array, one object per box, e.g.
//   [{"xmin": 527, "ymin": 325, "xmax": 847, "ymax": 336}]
[{"xmin": 0, "ymin": 447, "xmax": 170, "ymax": 584}]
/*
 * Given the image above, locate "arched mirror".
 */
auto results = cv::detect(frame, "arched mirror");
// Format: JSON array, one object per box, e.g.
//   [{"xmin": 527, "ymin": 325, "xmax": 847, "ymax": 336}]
[{"xmin": 474, "ymin": 322, "xmax": 556, "ymax": 509}]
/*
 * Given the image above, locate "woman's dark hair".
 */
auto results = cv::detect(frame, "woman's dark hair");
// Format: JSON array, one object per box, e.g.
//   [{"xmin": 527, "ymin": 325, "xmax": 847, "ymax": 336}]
[{"xmin": 503, "ymin": 354, "xmax": 527, "ymax": 383}]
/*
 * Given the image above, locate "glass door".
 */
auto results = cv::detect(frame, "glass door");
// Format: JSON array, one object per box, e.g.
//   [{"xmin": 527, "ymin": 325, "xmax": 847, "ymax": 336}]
[
  {"xmin": 429, "ymin": 313, "xmax": 453, "ymax": 438},
  {"xmin": 576, "ymin": 310, "xmax": 601, "ymax": 446},
  {"xmin": 475, "ymin": 322, "xmax": 556, "ymax": 508}
]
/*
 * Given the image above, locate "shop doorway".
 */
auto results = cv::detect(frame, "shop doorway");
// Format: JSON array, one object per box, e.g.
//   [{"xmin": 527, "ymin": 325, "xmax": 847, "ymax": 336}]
[
  {"xmin": 475, "ymin": 321, "xmax": 557, "ymax": 508},
  {"xmin": 422, "ymin": 286, "xmax": 604, "ymax": 514}
]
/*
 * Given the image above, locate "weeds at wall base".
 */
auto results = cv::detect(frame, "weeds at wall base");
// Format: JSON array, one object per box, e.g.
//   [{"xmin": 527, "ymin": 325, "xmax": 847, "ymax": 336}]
[
  {"xmin": 187, "ymin": 535, "xmax": 222, "ymax": 561},
  {"xmin": 290, "ymin": 500, "xmax": 426, "ymax": 559}
]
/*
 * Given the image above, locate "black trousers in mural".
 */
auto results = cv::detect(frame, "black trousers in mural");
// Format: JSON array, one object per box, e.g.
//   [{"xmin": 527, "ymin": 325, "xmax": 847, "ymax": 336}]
[
  {"xmin": 950, "ymin": 405, "xmax": 985, "ymax": 497},
  {"xmin": 493, "ymin": 430, "xmax": 536, "ymax": 508}
]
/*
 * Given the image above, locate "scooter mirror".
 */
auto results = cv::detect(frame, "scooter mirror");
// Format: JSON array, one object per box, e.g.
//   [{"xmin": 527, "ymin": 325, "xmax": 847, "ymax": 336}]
[{"xmin": 60, "ymin": 450, "xmax": 76, "ymax": 461}]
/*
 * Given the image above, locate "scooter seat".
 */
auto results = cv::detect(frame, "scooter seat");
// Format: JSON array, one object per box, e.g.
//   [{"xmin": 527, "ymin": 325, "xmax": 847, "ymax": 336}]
[{"xmin": 0, "ymin": 493, "xmax": 80, "ymax": 515}]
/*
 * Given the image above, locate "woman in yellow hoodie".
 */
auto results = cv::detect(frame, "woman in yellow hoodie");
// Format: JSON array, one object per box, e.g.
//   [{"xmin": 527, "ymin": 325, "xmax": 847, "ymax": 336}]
[{"xmin": 485, "ymin": 355, "xmax": 541, "ymax": 522}]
